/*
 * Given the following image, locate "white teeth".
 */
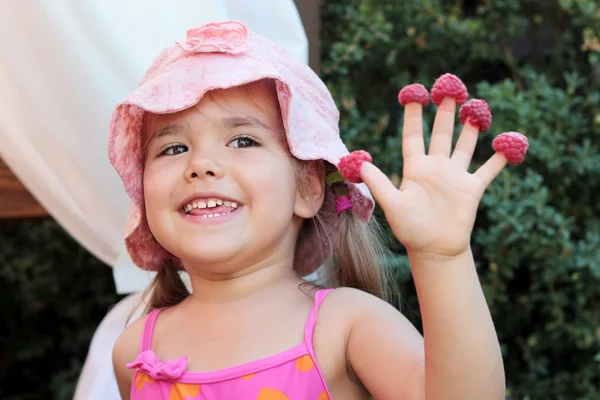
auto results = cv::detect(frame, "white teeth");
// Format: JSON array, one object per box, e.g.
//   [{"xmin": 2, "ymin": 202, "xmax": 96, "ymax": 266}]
[
  {"xmin": 184, "ymin": 198, "xmax": 239, "ymax": 212},
  {"xmin": 199, "ymin": 211, "xmax": 232, "ymax": 219}
]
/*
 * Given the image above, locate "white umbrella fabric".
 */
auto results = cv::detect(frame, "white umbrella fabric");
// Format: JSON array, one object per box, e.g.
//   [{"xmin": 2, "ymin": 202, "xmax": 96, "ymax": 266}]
[{"xmin": 0, "ymin": 1, "xmax": 308, "ymax": 398}]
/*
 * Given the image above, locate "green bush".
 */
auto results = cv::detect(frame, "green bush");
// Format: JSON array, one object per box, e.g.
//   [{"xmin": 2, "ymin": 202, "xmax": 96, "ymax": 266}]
[
  {"xmin": 1, "ymin": 0, "xmax": 599, "ymax": 398},
  {"xmin": 0, "ymin": 220, "xmax": 121, "ymax": 399},
  {"xmin": 321, "ymin": 0, "xmax": 600, "ymax": 398}
]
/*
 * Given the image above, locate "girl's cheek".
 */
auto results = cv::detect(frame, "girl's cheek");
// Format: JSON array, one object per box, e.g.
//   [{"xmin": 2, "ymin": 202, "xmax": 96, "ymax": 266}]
[{"xmin": 144, "ymin": 163, "xmax": 173, "ymax": 196}]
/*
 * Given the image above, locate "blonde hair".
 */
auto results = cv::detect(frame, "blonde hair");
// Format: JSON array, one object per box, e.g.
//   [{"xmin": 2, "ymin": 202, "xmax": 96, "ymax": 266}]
[{"xmin": 320, "ymin": 201, "xmax": 391, "ymax": 300}]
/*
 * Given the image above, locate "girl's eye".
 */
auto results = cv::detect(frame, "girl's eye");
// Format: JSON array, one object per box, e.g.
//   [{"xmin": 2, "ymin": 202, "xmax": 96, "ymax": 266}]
[
  {"xmin": 160, "ymin": 144, "xmax": 188, "ymax": 156},
  {"xmin": 229, "ymin": 136, "xmax": 259, "ymax": 149}
]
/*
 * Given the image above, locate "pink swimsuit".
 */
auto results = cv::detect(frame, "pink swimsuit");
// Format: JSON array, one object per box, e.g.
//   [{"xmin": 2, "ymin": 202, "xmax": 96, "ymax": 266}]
[{"xmin": 127, "ymin": 289, "xmax": 333, "ymax": 399}]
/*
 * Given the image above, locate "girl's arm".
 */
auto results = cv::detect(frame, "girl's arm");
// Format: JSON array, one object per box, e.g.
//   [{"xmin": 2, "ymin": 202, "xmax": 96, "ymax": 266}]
[
  {"xmin": 345, "ymin": 249, "xmax": 505, "ymax": 400},
  {"xmin": 344, "ymin": 80, "xmax": 515, "ymax": 398},
  {"xmin": 112, "ymin": 316, "xmax": 146, "ymax": 400},
  {"xmin": 112, "ymin": 343, "xmax": 133, "ymax": 400},
  {"xmin": 408, "ymin": 249, "xmax": 504, "ymax": 399}
]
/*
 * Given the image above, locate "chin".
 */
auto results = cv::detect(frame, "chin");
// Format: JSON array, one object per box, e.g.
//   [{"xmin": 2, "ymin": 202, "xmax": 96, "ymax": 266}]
[{"xmin": 169, "ymin": 241, "xmax": 243, "ymax": 268}]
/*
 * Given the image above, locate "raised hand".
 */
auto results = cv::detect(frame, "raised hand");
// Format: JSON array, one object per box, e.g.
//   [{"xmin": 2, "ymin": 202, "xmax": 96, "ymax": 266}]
[{"xmin": 349, "ymin": 74, "xmax": 528, "ymax": 258}]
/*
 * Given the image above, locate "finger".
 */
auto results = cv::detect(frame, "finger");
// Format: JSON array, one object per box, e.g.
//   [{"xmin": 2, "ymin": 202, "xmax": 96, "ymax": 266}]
[
  {"xmin": 428, "ymin": 97, "xmax": 457, "ymax": 157},
  {"xmin": 474, "ymin": 152, "xmax": 508, "ymax": 187},
  {"xmin": 402, "ymin": 103, "xmax": 425, "ymax": 159},
  {"xmin": 451, "ymin": 121, "xmax": 480, "ymax": 169},
  {"xmin": 360, "ymin": 162, "xmax": 398, "ymax": 210}
]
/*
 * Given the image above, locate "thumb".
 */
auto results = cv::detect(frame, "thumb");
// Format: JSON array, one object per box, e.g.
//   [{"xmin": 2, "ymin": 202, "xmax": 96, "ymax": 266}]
[{"xmin": 360, "ymin": 162, "xmax": 398, "ymax": 210}]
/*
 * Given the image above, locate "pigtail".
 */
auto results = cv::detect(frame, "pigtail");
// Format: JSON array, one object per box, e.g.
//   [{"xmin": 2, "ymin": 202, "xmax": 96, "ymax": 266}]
[
  {"xmin": 145, "ymin": 260, "xmax": 190, "ymax": 312},
  {"xmin": 333, "ymin": 211, "xmax": 390, "ymax": 300},
  {"xmin": 317, "ymin": 173, "xmax": 391, "ymax": 302},
  {"xmin": 127, "ymin": 260, "xmax": 189, "ymax": 323}
]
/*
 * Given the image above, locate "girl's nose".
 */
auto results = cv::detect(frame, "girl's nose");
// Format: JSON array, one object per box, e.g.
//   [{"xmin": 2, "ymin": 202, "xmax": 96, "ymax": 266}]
[{"xmin": 184, "ymin": 155, "xmax": 225, "ymax": 182}]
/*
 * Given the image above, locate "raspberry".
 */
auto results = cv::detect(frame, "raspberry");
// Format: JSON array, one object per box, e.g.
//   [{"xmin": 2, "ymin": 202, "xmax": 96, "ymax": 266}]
[
  {"xmin": 398, "ymin": 83, "xmax": 430, "ymax": 106},
  {"xmin": 431, "ymin": 73, "xmax": 468, "ymax": 106},
  {"xmin": 492, "ymin": 132, "xmax": 529, "ymax": 165},
  {"xmin": 338, "ymin": 150, "xmax": 373, "ymax": 184},
  {"xmin": 459, "ymin": 99, "xmax": 492, "ymax": 132}
]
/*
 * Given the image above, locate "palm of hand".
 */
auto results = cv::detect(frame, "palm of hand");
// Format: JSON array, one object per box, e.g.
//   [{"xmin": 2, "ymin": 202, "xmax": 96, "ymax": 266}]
[
  {"xmin": 361, "ymin": 99, "xmax": 508, "ymax": 258},
  {"xmin": 390, "ymin": 154, "xmax": 484, "ymax": 256}
]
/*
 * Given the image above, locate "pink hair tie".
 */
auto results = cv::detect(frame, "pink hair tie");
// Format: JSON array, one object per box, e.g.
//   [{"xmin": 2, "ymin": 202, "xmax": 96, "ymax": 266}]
[{"xmin": 335, "ymin": 195, "xmax": 353, "ymax": 215}]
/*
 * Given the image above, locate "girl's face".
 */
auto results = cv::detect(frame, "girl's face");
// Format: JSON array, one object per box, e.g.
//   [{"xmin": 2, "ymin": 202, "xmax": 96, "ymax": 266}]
[{"xmin": 143, "ymin": 82, "xmax": 320, "ymax": 274}]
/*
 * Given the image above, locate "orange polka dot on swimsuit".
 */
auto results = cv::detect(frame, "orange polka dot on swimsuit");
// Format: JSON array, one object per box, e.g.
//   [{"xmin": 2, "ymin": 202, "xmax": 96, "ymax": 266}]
[
  {"xmin": 256, "ymin": 388, "xmax": 291, "ymax": 399},
  {"xmin": 134, "ymin": 372, "xmax": 154, "ymax": 390},
  {"xmin": 295, "ymin": 354, "xmax": 315, "ymax": 372},
  {"xmin": 168, "ymin": 383, "xmax": 200, "ymax": 400},
  {"xmin": 318, "ymin": 391, "xmax": 330, "ymax": 400}
]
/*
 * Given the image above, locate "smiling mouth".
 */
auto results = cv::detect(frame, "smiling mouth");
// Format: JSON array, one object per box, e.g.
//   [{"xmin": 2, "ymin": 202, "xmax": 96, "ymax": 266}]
[{"xmin": 182, "ymin": 198, "xmax": 239, "ymax": 218}]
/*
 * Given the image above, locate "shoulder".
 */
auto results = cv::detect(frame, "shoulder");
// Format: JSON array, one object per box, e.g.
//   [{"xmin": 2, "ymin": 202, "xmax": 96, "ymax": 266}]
[
  {"xmin": 113, "ymin": 312, "xmax": 146, "ymax": 361},
  {"xmin": 322, "ymin": 287, "xmax": 422, "ymax": 349},
  {"xmin": 112, "ymin": 313, "xmax": 148, "ymax": 399},
  {"xmin": 319, "ymin": 286, "xmax": 398, "ymax": 319},
  {"xmin": 315, "ymin": 287, "xmax": 407, "ymax": 357},
  {"xmin": 323, "ymin": 287, "xmax": 426, "ymax": 399}
]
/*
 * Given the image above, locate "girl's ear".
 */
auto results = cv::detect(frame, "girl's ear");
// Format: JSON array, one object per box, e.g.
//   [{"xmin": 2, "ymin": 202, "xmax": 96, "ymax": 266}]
[{"xmin": 294, "ymin": 161, "xmax": 326, "ymax": 219}]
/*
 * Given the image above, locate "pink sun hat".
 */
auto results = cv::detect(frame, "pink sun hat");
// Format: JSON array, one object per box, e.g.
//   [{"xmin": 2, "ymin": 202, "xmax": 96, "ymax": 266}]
[{"xmin": 108, "ymin": 20, "xmax": 374, "ymax": 275}]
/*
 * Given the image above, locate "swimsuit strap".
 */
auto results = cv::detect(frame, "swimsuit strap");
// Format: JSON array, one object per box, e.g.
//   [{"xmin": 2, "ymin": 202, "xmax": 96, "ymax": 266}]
[
  {"xmin": 304, "ymin": 288, "xmax": 334, "ymax": 350},
  {"xmin": 140, "ymin": 308, "xmax": 164, "ymax": 353}
]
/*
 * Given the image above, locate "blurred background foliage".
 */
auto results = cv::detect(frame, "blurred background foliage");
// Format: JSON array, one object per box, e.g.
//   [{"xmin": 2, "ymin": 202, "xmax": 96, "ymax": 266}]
[
  {"xmin": 1, "ymin": 0, "xmax": 599, "ymax": 398},
  {"xmin": 321, "ymin": 0, "xmax": 600, "ymax": 398},
  {"xmin": 0, "ymin": 220, "xmax": 122, "ymax": 399}
]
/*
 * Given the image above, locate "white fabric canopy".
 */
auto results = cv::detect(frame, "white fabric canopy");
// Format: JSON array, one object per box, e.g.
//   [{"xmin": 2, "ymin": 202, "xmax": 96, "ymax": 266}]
[
  {"xmin": 0, "ymin": 1, "xmax": 308, "ymax": 398},
  {"xmin": 0, "ymin": 0, "xmax": 308, "ymax": 294}
]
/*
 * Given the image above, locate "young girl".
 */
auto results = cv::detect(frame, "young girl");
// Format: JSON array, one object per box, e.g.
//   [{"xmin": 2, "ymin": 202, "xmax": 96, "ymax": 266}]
[{"xmin": 111, "ymin": 21, "xmax": 510, "ymax": 399}]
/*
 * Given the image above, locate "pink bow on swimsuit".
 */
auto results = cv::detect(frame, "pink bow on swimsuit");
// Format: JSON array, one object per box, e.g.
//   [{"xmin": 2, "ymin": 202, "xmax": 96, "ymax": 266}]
[{"xmin": 126, "ymin": 350, "xmax": 187, "ymax": 380}]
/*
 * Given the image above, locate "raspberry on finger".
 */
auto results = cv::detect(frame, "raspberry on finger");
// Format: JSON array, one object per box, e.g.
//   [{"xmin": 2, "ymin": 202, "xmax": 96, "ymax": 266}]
[
  {"xmin": 338, "ymin": 150, "xmax": 373, "ymax": 184},
  {"xmin": 431, "ymin": 73, "xmax": 468, "ymax": 106},
  {"xmin": 492, "ymin": 132, "xmax": 529, "ymax": 165},
  {"xmin": 398, "ymin": 83, "xmax": 430, "ymax": 106},
  {"xmin": 459, "ymin": 99, "xmax": 492, "ymax": 132}
]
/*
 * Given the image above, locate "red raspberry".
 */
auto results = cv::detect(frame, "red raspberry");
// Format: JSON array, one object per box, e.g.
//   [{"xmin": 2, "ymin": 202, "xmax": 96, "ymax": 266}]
[
  {"xmin": 398, "ymin": 83, "xmax": 430, "ymax": 106},
  {"xmin": 338, "ymin": 150, "xmax": 372, "ymax": 183},
  {"xmin": 492, "ymin": 132, "xmax": 529, "ymax": 165},
  {"xmin": 459, "ymin": 99, "xmax": 492, "ymax": 132},
  {"xmin": 431, "ymin": 73, "xmax": 468, "ymax": 106}
]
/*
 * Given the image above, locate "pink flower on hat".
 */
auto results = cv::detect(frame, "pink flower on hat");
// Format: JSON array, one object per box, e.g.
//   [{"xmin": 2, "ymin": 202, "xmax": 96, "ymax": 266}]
[{"xmin": 176, "ymin": 20, "xmax": 251, "ymax": 54}]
